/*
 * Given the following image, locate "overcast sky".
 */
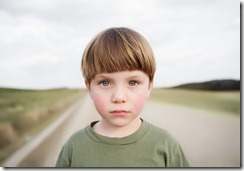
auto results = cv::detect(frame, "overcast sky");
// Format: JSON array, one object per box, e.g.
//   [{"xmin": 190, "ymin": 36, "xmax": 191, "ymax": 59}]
[{"xmin": 0, "ymin": 0, "xmax": 240, "ymax": 89}]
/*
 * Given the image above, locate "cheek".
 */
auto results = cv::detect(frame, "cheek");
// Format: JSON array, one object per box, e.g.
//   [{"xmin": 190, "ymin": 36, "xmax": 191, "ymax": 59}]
[
  {"xmin": 132, "ymin": 93, "xmax": 148, "ymax": 113},
  {"xmin": 90, "ymin": 92, "xmax": 108, "ymax": 114}
]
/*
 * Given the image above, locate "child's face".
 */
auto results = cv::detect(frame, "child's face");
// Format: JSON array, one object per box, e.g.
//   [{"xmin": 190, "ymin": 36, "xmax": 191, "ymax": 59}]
[{"xmin": 87, "ymin": 70, "xmax": 153, "ymax": 128}]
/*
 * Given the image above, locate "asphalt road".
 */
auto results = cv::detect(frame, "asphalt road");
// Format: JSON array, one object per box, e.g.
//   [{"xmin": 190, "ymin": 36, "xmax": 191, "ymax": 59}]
[{"xmin": 3, "ymin": 94, "xmax": 240, "ymax": 167}]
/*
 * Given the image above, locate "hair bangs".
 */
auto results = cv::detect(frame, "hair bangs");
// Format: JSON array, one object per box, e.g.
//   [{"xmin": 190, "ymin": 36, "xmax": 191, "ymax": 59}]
[
  {"xmin": 82, "ymin": 27, "xmax": 156, "ymax": 83},
  {"xmin": 94, "ymin": 34, "xmax": 143, "ymax": 74}
]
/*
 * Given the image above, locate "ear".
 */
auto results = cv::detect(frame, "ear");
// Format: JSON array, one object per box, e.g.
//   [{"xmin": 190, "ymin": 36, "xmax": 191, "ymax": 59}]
[
  {"xmin": 85, "ymin": 80, "xmax": 91, "ymax": 91},
  {"xmin": 85, "ymin": 80, "xmax": 94, "ymax": 100},
  {"xmin": 147, "ymin": 80, "xmax": 154, "ymax": 98}
]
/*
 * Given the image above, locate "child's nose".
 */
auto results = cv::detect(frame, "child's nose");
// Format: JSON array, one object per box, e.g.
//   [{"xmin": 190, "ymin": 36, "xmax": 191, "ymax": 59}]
[{"xmin": 111, "ymin": 86, "xmax": 127, "ymax": 103}]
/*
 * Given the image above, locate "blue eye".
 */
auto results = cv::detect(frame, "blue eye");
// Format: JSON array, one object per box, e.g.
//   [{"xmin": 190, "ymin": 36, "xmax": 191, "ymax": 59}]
[
  {"xmin": 99, "ymin": 80, "xmax": 110, "ymax": 86},
  {"xmin": 129, "ymin": 81, "xmax": 139, "ymax": 86}
]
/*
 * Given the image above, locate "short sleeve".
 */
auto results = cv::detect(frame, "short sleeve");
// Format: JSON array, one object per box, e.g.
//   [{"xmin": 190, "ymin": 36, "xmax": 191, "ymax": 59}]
[
  {"xmin": 55, "ymin": 142, "xmax": 72, "ymax": 167},
  {"xmin": 169, "ymin": 142, "xmax": 190, "ymax": 167}
]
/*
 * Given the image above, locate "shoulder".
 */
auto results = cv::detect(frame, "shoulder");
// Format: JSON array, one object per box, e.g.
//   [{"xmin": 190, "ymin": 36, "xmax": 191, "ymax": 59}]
[
  {"xmin": 144, "ymin": 121, "xmax": 190, "ymax": 167},
  {"xmin": 143, "ymin": 121, "xmax": 183, "ymax": 150},
  {"xmin": 146, "ymin": 121, "xmax": 177, "ymax": 143},
  {"xmin": 55, "ymin": 128, "xmax": 88, "ymax": 167},
  {"xmin": 65, "ymin": 126, "xmax": 90, "ymax": 146},
  {"xmin": 58, "ymin": 126, "xmax": 90, "ymax": 156}
]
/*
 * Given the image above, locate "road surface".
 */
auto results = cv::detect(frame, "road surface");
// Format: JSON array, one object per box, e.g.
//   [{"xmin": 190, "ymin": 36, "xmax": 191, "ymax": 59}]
[{"xmin": 3, "ymin": 94, "xmax": 240, "ymax": 167}]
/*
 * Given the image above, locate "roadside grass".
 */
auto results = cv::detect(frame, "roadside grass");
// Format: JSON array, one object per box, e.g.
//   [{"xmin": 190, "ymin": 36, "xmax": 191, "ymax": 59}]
[
  {"xmin": 0, "ymin": 88, "xmax": 82, "ymax": 123},
  {"xmin": 0, "ymin": 88, "xmax": 87, "ymax": 163},
  {"xmin": 149, "ymin": 88, "xmax": 240, "ymax": 116}
]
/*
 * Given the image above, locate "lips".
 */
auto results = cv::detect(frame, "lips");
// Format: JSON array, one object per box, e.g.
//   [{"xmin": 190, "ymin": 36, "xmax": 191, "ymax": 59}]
[{"xmin": 110, "ymin": 110, "xmax": 129, "ymax": 116}]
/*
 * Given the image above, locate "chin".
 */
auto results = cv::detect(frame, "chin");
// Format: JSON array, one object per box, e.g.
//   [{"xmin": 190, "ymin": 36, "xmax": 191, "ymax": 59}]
[{"xmin": 108, "ymin": 117, "xmax": 138, "ymax": 128}]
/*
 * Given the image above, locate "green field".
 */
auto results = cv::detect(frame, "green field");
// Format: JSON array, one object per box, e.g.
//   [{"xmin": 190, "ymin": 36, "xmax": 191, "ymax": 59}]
[
  {"xmin": 0, "ymin": 87, "xmax": 86, "ymax": 163},
  {"xmin": 0, "ymin": 88, "xmax": 84, "ymax": 123},
  {"xmin": 149, "ymin": 88, "xmax": 240, "ymax": 116}
]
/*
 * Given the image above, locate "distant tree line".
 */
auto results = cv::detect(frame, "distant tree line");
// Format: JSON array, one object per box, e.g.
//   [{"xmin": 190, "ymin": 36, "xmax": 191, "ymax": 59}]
[{"xmin": 173, "ymin": 79, "xmax": 240, "ymax": 91}]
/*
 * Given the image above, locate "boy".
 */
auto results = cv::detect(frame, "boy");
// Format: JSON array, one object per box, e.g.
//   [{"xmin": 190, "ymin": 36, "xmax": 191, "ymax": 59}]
[{"xmin": 55, "ymin": 27, "xmax": 190, "ymax": 167}]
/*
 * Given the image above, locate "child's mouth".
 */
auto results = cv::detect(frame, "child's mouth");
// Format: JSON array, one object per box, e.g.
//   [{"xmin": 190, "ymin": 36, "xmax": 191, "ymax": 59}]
[{"xmin": 110, "ymin": 110, "xmax": 129, "ymax": 116}]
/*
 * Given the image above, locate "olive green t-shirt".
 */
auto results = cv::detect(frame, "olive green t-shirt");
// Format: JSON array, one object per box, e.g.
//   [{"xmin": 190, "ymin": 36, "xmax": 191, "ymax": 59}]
[{"xmin": 55, "ymin": 119, "xmax": 190, "ymax": 167}]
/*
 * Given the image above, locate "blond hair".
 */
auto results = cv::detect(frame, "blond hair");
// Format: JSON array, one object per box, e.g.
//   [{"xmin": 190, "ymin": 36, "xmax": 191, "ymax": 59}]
[{"xmin": 81, "ymin": 27, "xmax": 156, "ymax": 83}]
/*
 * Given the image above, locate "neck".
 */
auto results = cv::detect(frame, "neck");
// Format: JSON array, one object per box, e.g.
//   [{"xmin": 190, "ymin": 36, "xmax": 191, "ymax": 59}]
[{"xmin": 92, "ymin": 118, "xmax": 142, "ymax": 138}]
